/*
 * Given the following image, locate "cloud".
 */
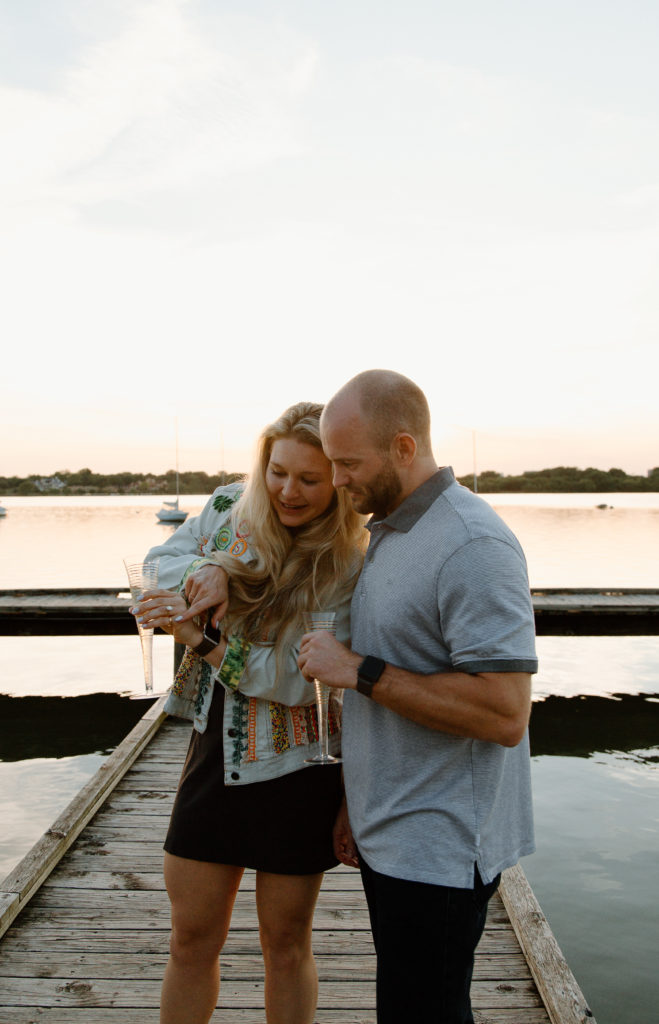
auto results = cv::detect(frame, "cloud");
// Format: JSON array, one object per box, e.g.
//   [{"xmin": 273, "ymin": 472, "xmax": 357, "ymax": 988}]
[{"xmin": 0, "ymin": 0, "xmax": 318, "ymax": 206}]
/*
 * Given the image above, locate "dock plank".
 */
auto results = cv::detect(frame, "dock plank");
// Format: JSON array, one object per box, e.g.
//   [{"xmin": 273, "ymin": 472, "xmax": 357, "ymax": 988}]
[
  {"xmin": 0, "ymin": 951, "xmax": 533, "ymax": 982},
  {"xmin": 2, "ymin": 586, "xmax": 658, "ymax": 635},
  {"xmin": 0, "ymin": 1011, "xmax": 554, "ymax": 1024},
  {"xmin": 0, "ymin": 709, "xmax": 595, "ymax": 1023}
]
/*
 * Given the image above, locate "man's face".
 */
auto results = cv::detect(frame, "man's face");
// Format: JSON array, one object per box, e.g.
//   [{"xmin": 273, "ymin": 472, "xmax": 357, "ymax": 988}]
[{"xmin": 321, "ymin": 409, "xmax": 403, "ymax": 517}]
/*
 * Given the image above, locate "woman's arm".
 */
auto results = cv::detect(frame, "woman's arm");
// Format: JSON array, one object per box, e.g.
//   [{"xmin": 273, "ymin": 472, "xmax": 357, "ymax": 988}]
[
  {"xmin": 144, "ymin": 484, "xmax": 242, "ymax": 615},
  {"xmin": 177, "ymin": 564, "xmax": 229, "ymax": 628},
  {"xmin": 144, "ymin": 512, "xmax": 208, "ymax": 590}
]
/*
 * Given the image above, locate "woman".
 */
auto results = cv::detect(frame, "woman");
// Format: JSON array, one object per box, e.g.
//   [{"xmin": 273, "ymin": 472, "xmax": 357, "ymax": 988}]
[{"xmin": 132, "ymin": 402, "xmax": 366, "ymax": 1024}]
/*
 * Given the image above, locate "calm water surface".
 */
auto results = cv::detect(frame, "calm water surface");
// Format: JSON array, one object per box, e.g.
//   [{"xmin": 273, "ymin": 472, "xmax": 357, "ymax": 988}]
[
  {"xmin": 2, "ymin": 490, "xmax": 658, "ymax": 588},
  {"xmin": 0, "ymin": 493, "xmax": 657, "ymax": 1024}
]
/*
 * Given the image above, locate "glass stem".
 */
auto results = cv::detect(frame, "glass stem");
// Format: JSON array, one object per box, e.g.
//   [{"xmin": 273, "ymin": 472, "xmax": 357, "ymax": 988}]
[
  {"xmin": 315, "ymin": 680, "xmax": 330, "ymax": 758},
  {"xmin": 138, "ymin": 626, "xmax": 154, "ymax": 693}
]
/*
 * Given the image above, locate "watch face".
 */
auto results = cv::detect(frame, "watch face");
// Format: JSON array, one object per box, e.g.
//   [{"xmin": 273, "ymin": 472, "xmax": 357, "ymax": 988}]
[{"xmin": 359, "ymin": 656, "xmax": 385, "ymax": 682}]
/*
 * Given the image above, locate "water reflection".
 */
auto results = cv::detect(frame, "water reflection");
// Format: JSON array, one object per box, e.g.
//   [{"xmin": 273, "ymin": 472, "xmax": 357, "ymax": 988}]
[
  {"xmin": 1, "ymin": 690, "xmax": 657, "ymax": 764},
  {"xmin": 0, "ymin": 693, "xmax": 156, "ymax": 761},
  {"xmin": 530, "ymin": 693, "xmax": 659, "ymax": 764}
]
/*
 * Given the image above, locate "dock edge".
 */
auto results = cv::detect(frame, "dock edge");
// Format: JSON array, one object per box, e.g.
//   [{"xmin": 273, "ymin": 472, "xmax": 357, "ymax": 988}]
[
  {"xmin": 0, "ymin": 692, "xmax": 169, "ymax": 939},
  {"xmin": 500, "ymin": 862, "xmax": 597, "ymax": 1024}
]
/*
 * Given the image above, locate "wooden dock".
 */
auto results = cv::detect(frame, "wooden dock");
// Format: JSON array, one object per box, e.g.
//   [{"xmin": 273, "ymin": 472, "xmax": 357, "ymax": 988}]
[
  {"xmin": 0, "ymin": 698, "xmax": 596, "ymax": 1023},
  {"xmin": 2, "ymin": 587, "xmax": 658, "ymax": 635}
]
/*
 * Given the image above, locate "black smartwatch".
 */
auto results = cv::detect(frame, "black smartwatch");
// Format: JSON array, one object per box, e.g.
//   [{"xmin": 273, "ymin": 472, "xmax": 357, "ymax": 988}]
[
  {"xmin": 192, "ymin": 620, "xmax": 222, "ymax": 658},
  {"xmin": 356, "ymin": 655, "xmax": 386, "ymax": 697}
]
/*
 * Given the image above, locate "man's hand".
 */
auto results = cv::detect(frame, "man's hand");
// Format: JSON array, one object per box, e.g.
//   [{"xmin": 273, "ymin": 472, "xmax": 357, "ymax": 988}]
[
  {"xmin": 297, "ymin": 631, "xmax": 361, "ymax": 690},
  {"xmin": 333, "ymin": 799, "xmax": 359, "ymax": 868},
  {"xmin": 175, "ymin": 564, "xmax": 229, "ymax": 627}
]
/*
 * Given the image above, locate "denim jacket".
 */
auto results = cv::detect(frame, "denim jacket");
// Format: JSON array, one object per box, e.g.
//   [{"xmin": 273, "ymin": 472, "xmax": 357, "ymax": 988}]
[{"xmin": 148, "ymin": 484, "xmax": 350, "ymax": 785}]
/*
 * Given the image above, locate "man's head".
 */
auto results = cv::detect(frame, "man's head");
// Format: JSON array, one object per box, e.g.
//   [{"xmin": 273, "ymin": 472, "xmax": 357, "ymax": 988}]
[{"xmin": 320, "ymin": 369, "xmax": 436, "ymax": 517}]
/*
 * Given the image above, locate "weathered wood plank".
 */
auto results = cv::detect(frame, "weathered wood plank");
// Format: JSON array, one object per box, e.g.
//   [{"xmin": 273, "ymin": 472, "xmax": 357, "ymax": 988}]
[
  {"xmin": 500, "ymin": 864, "xmax": 596, "ymax": 1024},
  {"xmin": 41, "ymin": 866, "xmax": 367, "ymax": 891},
  {"xmin": 0, "ymin": 927, "xmax": 376, "ymax": 955},
  {"xmin": 0, "ymin": 1011, "xmax": 551, "ymax": 1024},
  {"xmin": 9, "ymin": 904, "xmax": 368, "ymax": 931},
  {"xmin": 0, "ymin": 950, "xmax": 536, "ymax": 982},
  {"xmin": 0, "ymin": 924, "xmax": 522, "ymax": 957},
  {"xmin": 0, "ymin": 976, "xmax": 544, "ymax": 1009},
  {"xmin": 13, "ymin": 896, "xmax": 511, "ymax": 937}
]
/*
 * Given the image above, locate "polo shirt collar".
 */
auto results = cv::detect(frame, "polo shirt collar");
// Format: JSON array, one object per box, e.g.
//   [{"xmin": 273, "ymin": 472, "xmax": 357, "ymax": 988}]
[{"xmin": 367, "ymin": 466, "xmax": 456, "ymax": 534}]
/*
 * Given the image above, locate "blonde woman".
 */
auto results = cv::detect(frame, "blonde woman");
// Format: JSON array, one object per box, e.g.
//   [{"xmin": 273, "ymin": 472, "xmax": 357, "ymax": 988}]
[{"xmin": 133, "ymin": 402, "xmax": 366, "ymax": 1024}]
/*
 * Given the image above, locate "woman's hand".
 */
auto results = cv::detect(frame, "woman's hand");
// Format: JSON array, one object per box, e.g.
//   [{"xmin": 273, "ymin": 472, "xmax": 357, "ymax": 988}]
[
  {"xmin": 176, "ymin": 564, "xmax": 230, "ymax": 628},
  {"xmin": 333, "ymin": 799, "xmax": 359, "ymax": 868},
  {"xmin": 131, "ymin": 589, "xmax": 203, "ymax": 648}
]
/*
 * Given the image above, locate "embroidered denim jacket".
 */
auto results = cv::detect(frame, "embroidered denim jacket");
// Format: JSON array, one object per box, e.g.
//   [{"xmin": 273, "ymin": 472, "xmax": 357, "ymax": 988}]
[{"xmin": 149, "ymin": 484, "xmax": 350, "ymax": 785}]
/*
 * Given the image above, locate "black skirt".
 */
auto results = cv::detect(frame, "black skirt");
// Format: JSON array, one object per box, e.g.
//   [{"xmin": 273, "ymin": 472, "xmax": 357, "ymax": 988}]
[{"xmin": 164, "ymin": 686, "xmax": 343, "ymax": 875}]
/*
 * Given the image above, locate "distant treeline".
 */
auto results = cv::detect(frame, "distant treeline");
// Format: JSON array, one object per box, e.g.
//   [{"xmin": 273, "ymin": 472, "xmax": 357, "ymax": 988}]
[
  {"xmin": 457, "ymin": 466, "xmax": 659, "ymax": 492},
  {"xmin": 1, "ymin": 465, "xmax": 658, "ymax": 495},
  {"xmin": 0, "ymin": 469, "xmax": 244, "ymax": 496}
]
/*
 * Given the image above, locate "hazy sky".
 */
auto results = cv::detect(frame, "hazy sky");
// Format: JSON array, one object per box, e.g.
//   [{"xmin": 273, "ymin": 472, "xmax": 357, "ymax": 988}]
[{"xmin": 2, "ymin": 0, "xmax": 658, "ymax": 479}]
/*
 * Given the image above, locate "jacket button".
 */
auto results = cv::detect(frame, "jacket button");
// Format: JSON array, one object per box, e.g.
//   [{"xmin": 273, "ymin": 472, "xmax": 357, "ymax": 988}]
[
  {"xmin": 231, "ymin": 771, "xmax": 240, "ymax": 780},
  {"xmin": 227, "ymin": 728, "xmax": 237, "ymax": 737}
]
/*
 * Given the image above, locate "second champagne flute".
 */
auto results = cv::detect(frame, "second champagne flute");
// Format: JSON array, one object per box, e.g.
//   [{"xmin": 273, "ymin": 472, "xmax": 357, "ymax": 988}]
[
  {"xmin": 123, "ymin": 558, "xmax": 160, "ymax": 693},
  {"xmin": 303, "ymin": 611, "xmax": 342, "ymax": 765}
]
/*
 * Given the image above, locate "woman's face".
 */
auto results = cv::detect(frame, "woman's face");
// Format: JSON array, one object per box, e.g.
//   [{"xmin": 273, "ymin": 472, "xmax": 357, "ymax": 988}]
[{"xmin": 266, "ymin": 438, "xmax": 335, "ymax": 528}]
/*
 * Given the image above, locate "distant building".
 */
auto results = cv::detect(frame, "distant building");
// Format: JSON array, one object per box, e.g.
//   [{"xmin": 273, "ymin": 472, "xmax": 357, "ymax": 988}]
[{"xmin": 35, "ymin": 476, "xmax": 66, "ymax": 492}]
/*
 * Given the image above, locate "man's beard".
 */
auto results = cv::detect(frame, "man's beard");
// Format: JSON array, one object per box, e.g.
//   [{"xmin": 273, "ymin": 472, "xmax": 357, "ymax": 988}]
[{"xmin": 353, "ymin": 459, "xmax": 403, "ymax": 518}]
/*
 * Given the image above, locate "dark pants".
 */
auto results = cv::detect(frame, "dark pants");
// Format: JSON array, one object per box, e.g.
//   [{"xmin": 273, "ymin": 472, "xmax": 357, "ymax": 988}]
[{"xmin": 359, "ymin": 855, "xmax": 500, "ymax": 1024}]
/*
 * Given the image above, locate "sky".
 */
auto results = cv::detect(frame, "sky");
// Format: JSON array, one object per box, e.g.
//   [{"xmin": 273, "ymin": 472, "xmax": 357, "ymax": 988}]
[{"xmin": 1, "ymin": 0, "xmax": 658, "ymax": 480}]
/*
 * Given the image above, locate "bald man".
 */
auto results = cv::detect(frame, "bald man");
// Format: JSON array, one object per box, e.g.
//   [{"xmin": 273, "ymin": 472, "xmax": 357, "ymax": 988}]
[{"xmin": 299, "ymin": 369, "xmax": 537, "ymax": 1024}]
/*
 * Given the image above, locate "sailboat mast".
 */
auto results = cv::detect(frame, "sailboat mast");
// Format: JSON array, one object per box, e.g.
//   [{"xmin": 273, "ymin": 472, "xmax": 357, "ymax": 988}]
[{"xmin": 175, "ymin": 418, "xmax": 180, "ymax": 509}]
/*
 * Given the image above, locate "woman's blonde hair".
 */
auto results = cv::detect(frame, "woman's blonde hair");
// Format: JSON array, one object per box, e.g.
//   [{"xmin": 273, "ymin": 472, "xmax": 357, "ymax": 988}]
[{"xmin": 213, "ymin": 401, "xmax": 367, "ymax": 650}]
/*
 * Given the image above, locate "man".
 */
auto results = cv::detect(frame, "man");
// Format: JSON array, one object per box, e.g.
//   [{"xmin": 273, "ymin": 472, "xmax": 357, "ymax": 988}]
[{"xmin": 298, "ymin": 369, "xmax": 537, "ymax": 1024}]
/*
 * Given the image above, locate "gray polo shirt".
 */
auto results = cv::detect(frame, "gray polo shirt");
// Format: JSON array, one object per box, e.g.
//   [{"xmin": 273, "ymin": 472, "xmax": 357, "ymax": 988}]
[{"xmin": 343, "ymin": 466, "xmax": 537, "ymax": 888}]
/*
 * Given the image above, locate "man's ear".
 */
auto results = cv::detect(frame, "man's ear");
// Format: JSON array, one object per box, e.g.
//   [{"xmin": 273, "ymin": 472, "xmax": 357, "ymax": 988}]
[{"xmin": 392, "ymin": 432, "xmax": 417, "ymax": 466}]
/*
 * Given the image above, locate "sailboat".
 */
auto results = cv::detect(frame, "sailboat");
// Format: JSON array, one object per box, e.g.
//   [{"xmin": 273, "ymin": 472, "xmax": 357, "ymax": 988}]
[
  {"xmin": 156, "ymin": 496, "xmax": 187, "ymax": 523},
  {"xmin": 156, "ymin": 421, "xmax": 188, "ymax": 524}
]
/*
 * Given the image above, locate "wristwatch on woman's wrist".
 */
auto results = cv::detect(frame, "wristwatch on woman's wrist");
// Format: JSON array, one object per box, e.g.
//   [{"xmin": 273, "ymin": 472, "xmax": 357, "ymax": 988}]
[{"xmin": 192, "ymin": 621, "xmax": 222, "ymax": 658}]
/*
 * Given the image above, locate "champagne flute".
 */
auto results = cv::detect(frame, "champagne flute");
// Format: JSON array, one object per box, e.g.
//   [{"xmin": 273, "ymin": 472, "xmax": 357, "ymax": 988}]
[
  {"xmin": 303, "ymin": 611, "xmax": 342, "ymax": 765},
  {"xmin": 123, "ymin": 559, "xmax": 160, "ymax": 693}
]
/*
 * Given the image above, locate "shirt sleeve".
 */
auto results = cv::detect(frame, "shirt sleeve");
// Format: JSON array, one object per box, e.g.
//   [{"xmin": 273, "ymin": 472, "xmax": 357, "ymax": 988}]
[
  {"xmin": 438, "ymin": 536, "xmax": 538, "ymax": 675},
  {"xmin": 144, "ymin": 508, "xmax": 210, "ymax": 590},
  {"xmin": 222, "ymin": 591, "xmax": 352, "ymax": 706},
  {"xmin": 144, "ymin": 485, "xmax": 243, "ymax": 591}
]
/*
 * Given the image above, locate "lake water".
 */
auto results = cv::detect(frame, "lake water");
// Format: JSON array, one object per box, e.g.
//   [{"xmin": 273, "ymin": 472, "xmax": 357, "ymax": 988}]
[{"xmin": 0, "ymin": 492, "xmax": 658, "ymax": 1024}]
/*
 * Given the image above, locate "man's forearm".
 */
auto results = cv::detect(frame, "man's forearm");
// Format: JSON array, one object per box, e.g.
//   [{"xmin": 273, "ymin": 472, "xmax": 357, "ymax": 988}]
[
  {"xmin": 367, "ymin": 664, "xmax": 532, "ymax": 747},
  {"xmin": 299, "ymin": 634, "xmax": 532, "ymax": 746}
]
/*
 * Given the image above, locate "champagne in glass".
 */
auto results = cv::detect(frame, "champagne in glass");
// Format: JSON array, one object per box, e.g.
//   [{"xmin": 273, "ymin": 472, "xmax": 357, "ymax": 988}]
[
  {"xmin": 303, "ymin": 611, "xmax": 342, "ymax": 765},
  {"xmin": 123, "ymin": 559, "xmax": 160, "ymax": 693}
]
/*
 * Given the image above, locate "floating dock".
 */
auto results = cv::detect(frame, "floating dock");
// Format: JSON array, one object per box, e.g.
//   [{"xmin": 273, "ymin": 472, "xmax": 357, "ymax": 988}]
[
  {"xmin": 1, "ymin": 587, "xmax": 658, "ymax": 635},
  {"xmin": 0, "ymin": 696, "xmax": 596, "ymax": 1023}
]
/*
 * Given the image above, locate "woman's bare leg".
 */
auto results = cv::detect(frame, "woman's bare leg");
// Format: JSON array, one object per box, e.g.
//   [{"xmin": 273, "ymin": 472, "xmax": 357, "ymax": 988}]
[
  {"xmin": 256, "ymin": 871, "xmax": 324, "ymax": 1024},
  {"xmin": 160, "ymin": 853, "xmax": 244, "ymax": 1024}
]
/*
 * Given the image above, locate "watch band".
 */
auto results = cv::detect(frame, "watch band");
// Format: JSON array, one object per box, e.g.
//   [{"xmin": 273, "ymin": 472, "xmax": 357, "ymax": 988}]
[
  {"xmin": 356, "ymin": 655, "xmax": 386, "ymax": 697},
  {"xmin": 192, "ymin": 621, "xmax": 222, "ymax": 658}
]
